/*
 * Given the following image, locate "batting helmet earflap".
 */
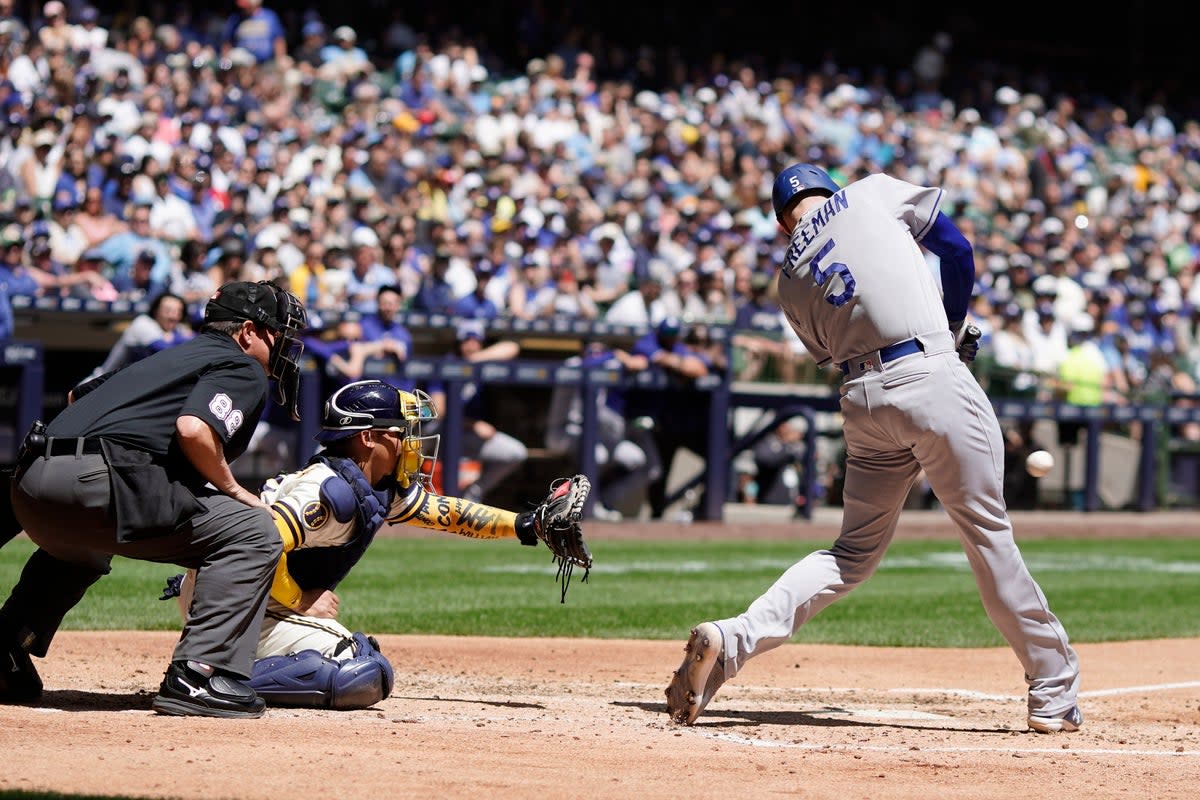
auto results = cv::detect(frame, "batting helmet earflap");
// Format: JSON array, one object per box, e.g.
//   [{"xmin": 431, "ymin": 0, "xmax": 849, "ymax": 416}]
[{"xmin": 771, "ymin": 163, "xmax": 840, "ymax": 221}]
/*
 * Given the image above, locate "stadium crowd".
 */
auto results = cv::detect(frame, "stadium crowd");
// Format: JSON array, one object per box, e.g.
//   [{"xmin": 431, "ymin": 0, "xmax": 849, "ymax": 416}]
[{"xmin": 3, "ymin": 2, "xmax": 1200, "ymax": 507}]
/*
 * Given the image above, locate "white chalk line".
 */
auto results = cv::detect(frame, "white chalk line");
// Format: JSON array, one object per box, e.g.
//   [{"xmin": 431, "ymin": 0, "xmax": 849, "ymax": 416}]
[
  {"xmin": 621, "ymin": 679, "xmax": 1200, "ymax": 701},
  {"xmin": 484, "ymin": 553, "xmax": 1200, "ymax": 575},
  {"xmin": 695, "ymin": 730, "xmax": 1200, "ymax": 757}
]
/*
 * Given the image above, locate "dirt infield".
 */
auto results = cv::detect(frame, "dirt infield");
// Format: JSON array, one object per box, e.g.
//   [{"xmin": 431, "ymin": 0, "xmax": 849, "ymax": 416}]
[{"xmin": 2, "ymin": 511, "xmax": 1198, "ymax": 799}]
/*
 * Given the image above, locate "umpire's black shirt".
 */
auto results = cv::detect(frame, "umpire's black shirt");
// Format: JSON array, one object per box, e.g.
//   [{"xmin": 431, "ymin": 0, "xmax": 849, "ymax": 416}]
[{"xmin": 49, "ymin": 331, "xmax": 268, "ymax": 487}]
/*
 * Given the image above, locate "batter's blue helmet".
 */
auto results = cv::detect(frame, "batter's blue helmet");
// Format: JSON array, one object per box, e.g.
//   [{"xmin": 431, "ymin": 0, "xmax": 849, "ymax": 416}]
[{"xmin": 771, "ymin": 163, "xmax": 840, "ymax": 220}]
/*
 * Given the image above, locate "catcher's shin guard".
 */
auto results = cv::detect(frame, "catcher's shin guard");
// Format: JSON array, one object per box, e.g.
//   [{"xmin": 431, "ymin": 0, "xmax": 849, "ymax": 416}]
[{"xmin": 250, "ymin": 633, "xmax": 393, "ymax": 710}]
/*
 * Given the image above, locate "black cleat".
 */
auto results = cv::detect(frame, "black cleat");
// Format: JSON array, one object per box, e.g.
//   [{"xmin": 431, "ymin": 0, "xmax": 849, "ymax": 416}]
[
  {"xmin": 0, "ymin": 642, "xmax": 42, "ymax": 702},
  {"xmin": 152, "ymin": 660, "xmax": 266, "ymax": 719}
]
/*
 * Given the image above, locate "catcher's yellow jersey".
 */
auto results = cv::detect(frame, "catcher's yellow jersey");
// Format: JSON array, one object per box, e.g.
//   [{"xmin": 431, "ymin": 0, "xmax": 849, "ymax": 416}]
[{"xmin": 260, "ymin": 461, "xmax": 519, "ymax": 608}]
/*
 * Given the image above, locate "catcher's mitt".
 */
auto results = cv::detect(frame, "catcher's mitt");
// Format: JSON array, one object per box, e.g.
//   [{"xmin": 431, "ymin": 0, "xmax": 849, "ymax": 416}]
[{"xmin": 528, "ymin": 474, "xmax": 593, "ymax": 603}]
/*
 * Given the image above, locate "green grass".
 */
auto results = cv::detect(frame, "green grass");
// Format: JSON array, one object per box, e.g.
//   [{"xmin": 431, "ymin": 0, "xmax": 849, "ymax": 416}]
[{"xmin": 2, "ymin": 536, "xmax": 1198, "ymax": 647}]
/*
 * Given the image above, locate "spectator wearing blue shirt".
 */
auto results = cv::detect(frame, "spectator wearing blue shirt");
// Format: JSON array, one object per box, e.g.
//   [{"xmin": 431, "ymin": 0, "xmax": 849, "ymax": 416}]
[
  {"xmin": 410, "ymin": 249, "xmax": 459, "ymax": 314},
  {"xmin": 0, "ymin": 228, "xmax": 42, "ymax": 299},
  {"xmin": 358, "ymin": 284, "xmax": 413, "ymax": 369},
  {"xmin": 88, "ymin": 202, "xmax": 174, "ymax": 297},
  {"xmin": 344, "ymin": 227, "xmax": 396, "ymax": 314},
  {"xmin": 101, "ymin": 156, "xmax": 140, "ymax": 219},
  {"xmin": 0, "ymin": 280, "xmax": 11, "ymax": 341},
  {"xmin": 222, "ymin": 0, "xmax": 286, "ymax": 65},
  {"xmin": 450, "ymin": 261, "xmax": 500, "ymax": 320},
  {"xmin": 320, "ymin": 26, "xmax": 369, "ymax": 75}
]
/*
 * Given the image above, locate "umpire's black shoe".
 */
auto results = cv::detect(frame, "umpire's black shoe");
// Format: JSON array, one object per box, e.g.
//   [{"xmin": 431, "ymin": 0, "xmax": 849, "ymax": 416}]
[
  {"xmin": 152, "ymin": 660, "xmax": 265, "ymax": 719},
  {"xmin": 0, "ymin": 642, "xmax": 42, "ymax": 702}
]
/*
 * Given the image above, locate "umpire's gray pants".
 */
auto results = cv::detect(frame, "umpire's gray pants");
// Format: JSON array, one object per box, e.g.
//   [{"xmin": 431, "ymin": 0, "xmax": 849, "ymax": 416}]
[{"xmin": 4, "ymin": 453, "xmax": 280, "ymax": 678}]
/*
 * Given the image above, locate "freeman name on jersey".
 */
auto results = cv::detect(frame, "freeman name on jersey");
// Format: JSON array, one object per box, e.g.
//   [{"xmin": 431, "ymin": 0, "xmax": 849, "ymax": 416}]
[{"xmin": 784, "ymin": 189, "xmax": 849, "ymax": 270}]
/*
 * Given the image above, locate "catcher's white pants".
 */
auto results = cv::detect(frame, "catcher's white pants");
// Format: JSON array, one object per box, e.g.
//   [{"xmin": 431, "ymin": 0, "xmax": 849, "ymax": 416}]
[
  {"xmin": 713, "ymin": 338, "xmax": 1080, "ymax": 717},
  {"xmin": 177, "ymin": 570, "xmax": 354, "ymax": 660}
]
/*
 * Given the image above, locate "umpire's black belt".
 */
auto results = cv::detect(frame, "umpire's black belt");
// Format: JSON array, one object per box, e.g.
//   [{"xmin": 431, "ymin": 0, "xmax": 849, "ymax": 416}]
[
  {"xmin": 42, "ymin": 437, "xmax": 106, "ymax": 457},
  {"xmin": 838, "ymin": 338, "xmax": 923, "ymax": 375}
]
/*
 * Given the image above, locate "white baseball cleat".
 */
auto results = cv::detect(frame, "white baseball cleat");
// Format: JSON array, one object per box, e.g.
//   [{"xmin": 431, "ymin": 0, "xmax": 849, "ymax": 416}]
[
  {"xmin": 1027, "ymin": 705, "xmax": 1083, "ymax": 733},
  {"xmin": 664, "ymin": 622, "xmax": 726, "ymax": 725}
]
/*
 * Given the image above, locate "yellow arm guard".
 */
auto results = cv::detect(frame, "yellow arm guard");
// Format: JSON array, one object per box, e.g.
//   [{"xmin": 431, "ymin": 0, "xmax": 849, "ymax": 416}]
[
  {"xmin": 268, "ymin": 503, "xmax": 305, "ymax": 609},
  {"xmin": 386, "ymin": 482, "xmax": 519, "ymax": 539}
]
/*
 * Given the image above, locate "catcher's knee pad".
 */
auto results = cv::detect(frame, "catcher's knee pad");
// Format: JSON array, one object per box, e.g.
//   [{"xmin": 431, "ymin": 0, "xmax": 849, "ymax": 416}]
[{"xmin": 249, "ymin": 633, "xmax": 394, "ymax": 710}]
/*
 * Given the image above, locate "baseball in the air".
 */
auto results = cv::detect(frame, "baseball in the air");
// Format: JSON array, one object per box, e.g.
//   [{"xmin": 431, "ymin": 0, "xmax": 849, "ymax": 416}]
[{"xmin": 1025, "ymin": 450, "xmax": 1054, "ymax": 478}]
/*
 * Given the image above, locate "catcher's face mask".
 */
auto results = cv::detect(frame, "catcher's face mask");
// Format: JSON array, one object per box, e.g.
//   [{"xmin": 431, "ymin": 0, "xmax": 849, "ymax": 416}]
[{"xmin": 392, "ymin": 388, "xmax": 440, "ymax": 490}]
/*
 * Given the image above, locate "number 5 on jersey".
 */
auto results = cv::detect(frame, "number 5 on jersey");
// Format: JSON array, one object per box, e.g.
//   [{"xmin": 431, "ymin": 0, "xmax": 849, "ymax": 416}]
[{"xmin": 787, "ymin": 239, "xmax": 856, "ymax": 306}]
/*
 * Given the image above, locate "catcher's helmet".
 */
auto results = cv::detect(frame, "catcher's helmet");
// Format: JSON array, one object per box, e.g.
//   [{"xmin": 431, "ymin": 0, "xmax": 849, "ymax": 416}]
[
  {"xmin": 317, "ymin": 380, "xmax": 439, "ymax": 488},
  {"xmin": 771, "ymin": 163, "xmax": 840, "ymax": 220}
]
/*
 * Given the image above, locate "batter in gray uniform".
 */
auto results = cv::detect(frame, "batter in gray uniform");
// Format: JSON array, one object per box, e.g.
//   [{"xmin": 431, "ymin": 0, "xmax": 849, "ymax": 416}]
[{"xmin": 665, "ymin": 164, "xmax": 1082, "ymax": 734}]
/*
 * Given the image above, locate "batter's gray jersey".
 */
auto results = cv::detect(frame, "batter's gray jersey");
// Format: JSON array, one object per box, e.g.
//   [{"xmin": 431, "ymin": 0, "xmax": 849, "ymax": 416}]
[{"xmin": 776, "ymin": 174, "xmax": 948, "ymax": 366}]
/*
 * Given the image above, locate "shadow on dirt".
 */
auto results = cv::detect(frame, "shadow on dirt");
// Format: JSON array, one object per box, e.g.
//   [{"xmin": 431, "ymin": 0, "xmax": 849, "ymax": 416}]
[
  {"xmin": 25, "ymin": 689, "xmax": 156, "ymax": 712},
  {"xmin": 391, "ymin": 694, "xmax": 546, "ymax": 710},
  {"xmin": 615, "ymin": 700, "xmax": 1009, "ymax": 734}
]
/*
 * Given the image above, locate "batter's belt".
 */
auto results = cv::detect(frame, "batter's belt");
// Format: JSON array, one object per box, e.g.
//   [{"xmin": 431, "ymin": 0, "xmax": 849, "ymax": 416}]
[
  {"xmin": 838, "ymin": 338, "xmax": 922, "ymax": 376},
  {"xmin": 837, "ymin": 329, "xmax": 955, "ymax": 378}
]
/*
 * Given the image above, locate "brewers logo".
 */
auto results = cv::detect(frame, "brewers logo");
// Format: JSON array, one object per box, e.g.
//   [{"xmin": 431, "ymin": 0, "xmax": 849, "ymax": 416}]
[{"xmin": 302, "ymin": 500, "xmax": 330, "ymax": 529}]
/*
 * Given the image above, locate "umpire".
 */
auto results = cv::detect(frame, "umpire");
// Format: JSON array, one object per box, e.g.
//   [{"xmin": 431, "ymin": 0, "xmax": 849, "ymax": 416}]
[{"xmin": 0, "ymin": 280, "xmax": 307, "ymax": 718}]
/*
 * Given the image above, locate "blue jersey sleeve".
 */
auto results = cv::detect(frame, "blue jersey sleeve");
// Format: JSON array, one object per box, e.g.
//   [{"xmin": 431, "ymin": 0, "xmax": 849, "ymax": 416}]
[{"xmin": 922, "ymin": 212, "xmax": 976, "ymax": 325}]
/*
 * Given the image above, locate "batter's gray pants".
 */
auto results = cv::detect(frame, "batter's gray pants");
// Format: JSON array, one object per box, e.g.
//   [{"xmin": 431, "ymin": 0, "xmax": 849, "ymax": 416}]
[
  {"xmin": 714, "ymin": 331, "xmax": 1080, "ymax": 717},
  {"xmin": 4, "ymin": 453, "xmax": 280, "ymax": 679}
]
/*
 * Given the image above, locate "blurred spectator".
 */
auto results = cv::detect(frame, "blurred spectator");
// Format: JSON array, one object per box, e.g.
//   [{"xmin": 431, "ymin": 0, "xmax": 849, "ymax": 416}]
[
  {"xmin": 505, "ymin": 255, "xmax": 555, "ymax": 320},
  {"xmin": 427, "ymin": 320, "xmax": 528, "ymax": 503},
  {"xmin": 37, "ymin": 1, "xmax": 70, "ymax": 53},
  {"xmin": 149, "ymin": 173, "xmax": 199, "ymax": 243},
  {"xmin": 293, "ymin": 20, "xmax": 327, "ymax": 68},
  {"xmin": 623, "ymin": 317, "xmax": 713, "ymax": 519},
  {"xmin": 88, "ymin": 202, "xmax": 173, "ymax": 296},
  {"xmin": 74, "ymin": 185, "xmax": 127, "ymax": 248},
  {"xmin": 171, "ymin": 239, "xmax": 217, "ymax": 306},
  {"xmin": 320, "ymin": 26, "xmax": 369, "ymax": 77},
  {"xmin": 86, "ymin": 291, "xmax": 192, "ymax": 380},
  {"xmin": 18, "ymin": 127, "xmax": 63, "ymax": 213},
  {"xmin": 545, "ymin": 340, "xmax": 655, "ymax": 519},
  {"xmin": 0, "ymin": 278, "xmax": 11, "ymax": 341},
  {"xmin": 302, "ymin": 317, "xmax": 396, "ymax": 390},
  {"xmin": 733, "ymin": 415, "xmax": 808, "ymax": 513},
  {"xmin": 288, "ymin": 238, "xmax": 333, "ymax": 311},
  {"xmin": 344, "ymin": 227, "xmax": 394, "ymax": 313},
  {"xmin": 358, "ymin": 284, "xmax": 412, "ymax": 367},
  {"xmin": 409, "ymin": 248, "xmax": 458, "ymax": 313},
  {"xmin": 222, "ymin": 0, "xmax": 287, "ymax": 66},
  {"xmin": 660, "ymin": 268, "xmax": 708, "ymax": 322},
  {"xmin": 70, "ymin": 5, "xmax": 107, "ymax": 54},
  {"xmin": 988, "ymin": 302, "xmax": 1039, "ymax": 397},
  {"xmin": 604, "ymin": 275, "xmax": 666, "ymax": 327},
  {"xmin": 732, "ymin": 272, "xmax": 779, "ymax": 329},
  {"xmin": 547, "ymin": 264, "xmax": 599, "ymax": 319},
  {"xmin": 7, "ymin": 36, "xmax": 47, "ymax": 106},
  {"xmin": 450, "ymin": 259, "xmax": 501, "ymax": 319},
  {"xmin": 1001, "ymin": 420, "xmax": 1049, "ymax": 510}
]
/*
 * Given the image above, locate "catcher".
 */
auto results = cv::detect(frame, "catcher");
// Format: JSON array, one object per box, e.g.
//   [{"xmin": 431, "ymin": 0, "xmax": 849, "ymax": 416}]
[{"xmin": 166, "ymin": 379, "xmax": 592, "ymax": 710}]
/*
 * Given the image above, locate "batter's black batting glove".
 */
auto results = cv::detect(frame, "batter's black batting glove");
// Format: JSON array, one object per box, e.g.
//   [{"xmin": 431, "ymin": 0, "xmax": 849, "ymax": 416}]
[{"xmin": 952, "ymin": 321, "xmax": 982, "ymax": 364}]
